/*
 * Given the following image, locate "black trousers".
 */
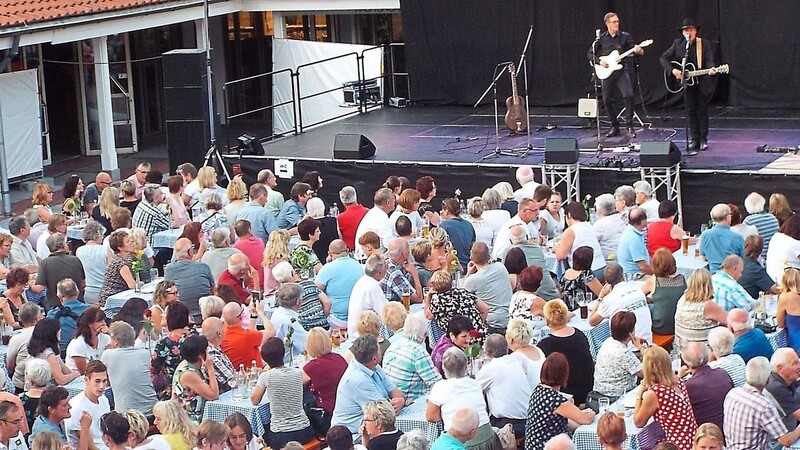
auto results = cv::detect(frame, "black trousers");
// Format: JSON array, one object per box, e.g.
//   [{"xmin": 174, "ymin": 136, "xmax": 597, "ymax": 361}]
[
  {"xmin": 601, "ymin": 70, "xmax": 635, "ymax": 129},
  {"xmin": 685, "ymin": 85, "xmax": 711, "ymax": 141}
]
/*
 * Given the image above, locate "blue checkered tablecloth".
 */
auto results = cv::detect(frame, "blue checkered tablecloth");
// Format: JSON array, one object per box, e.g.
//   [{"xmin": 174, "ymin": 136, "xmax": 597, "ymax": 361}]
[
  {"xmin": 573, "ymin": 390, "xmax": 664, "ymax": 450},
  {"xmin": 768, "ymin": 328, "xmax": 788, "ymax": 350},
  {"xmin": 203, "ymin": 389, "xmax": 271, "ymax": 436},
  {"xmin": 395, "ymin": 396, "xmax": 442, "ymax": 445},
  {"xmin": 539, "ymin": 316, "xmax": 611, "ymax": 360},
  {"xmin": 152, "ymin": 227, "xmax": 184, "ymax": 249},
  {"xmin": 64, "ymin": 377, "xmax": 115, "ymax": 407},
  {"xmin": 67, "ymin": 225, "xmax": 85, "ymax": 241}
]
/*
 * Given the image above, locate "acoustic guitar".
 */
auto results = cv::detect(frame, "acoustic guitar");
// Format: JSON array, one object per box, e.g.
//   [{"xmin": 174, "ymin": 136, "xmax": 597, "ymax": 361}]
[
  {"xmin": 594, "ymin": 39, "xmax": 654, "ymax": 80},
  {"xmin": 664, "ymin": 62, "xmax": 729, "ymax": 94},
  {"xmin": 504, "ymin": 63, "xmax": 527, "ymax": 132}
]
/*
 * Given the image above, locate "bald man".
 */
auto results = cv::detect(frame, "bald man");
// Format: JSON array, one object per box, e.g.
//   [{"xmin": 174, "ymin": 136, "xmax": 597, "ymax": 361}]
[
  {"xmin": 164, "ymin": 238, "xmax": 216, "ymax": 323},
  {"xmin": 316, "ymin": 239, "xmax": 364, "ymax": 322},
  {"xmin": 83, "ymin": 172, "xmax": 113, "ymax": 217},
  {"xmin": 218, "ymin": 253, "xmax": 260, "ymax": 304},
  {"xmin": 513, "ymin": 166, "xmax": 539, "ymax": 203},
  {"xmin": 379, "ymin": 238, "xmax": 423, "ymax": 305},
  {"xmin": 202, "ymin": 317, "xmax": 235, "ymax": 392},
  {"xmin": 728, "ymin": 308, "xmax": 774, "ymax": 363},
  {"xmin": 220, "ymin": 301, "xmax": 275, "ymax": 369}
]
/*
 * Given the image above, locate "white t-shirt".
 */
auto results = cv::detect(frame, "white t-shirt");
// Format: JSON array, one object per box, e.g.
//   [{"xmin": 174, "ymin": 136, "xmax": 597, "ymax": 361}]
[
  {"xmin": 347, "ymin": 275, "xmax": 388, "ymax": 337},
  {"xmin": 133, "ymin": 435, "xmax": 172, "ymax": 450},
  {"xmin": 482, "ymin": 209, "xmax": 511, "ymax": 243},
  {"xmin": 467, "ymin": 217, "xmax": 496, "ymax": 253},
  {"xmin": 641, "ymin": 198, "xmax": 660, "ymax": 223},
  {"xmin": 492, "ymin": 215, "xmax": 539, "ymax": 261},
  {"xmin": 0, "ymin": 431, "xmax": 27, "ymax": 450},
  {"xmin": 354, "ymin": 207, "xmax": 393, "ymax": 260},
  {"xmin": 510, "ymin": 350, "xmax": 543, "ymax": 387},
  {"xmin": 569, "ymin": 221, "xmax": 606, "ymax": 271},
  {"xmin": 597, "ymin": 282, "xmax": 653, "ymax": 342},
  {"xmin": 428, "ymin": 377, "xmax": 491, "ymax": 429},
  {"xmin": 475, "ymin": 356, "xmax": 532, "ymax": 419},
  {"xmin": 65, "ymin": 391, "xmax": 111, "ymax": 450},
  {"xmin": 65, "ymin": 334, "xmax": 112, "ymax": 372},
  {"xmin": 513, "ymin": 181, "xmax": 539, "ymax": 203},
  {"xmin": 36, "ymin": 230, "xmax": 52, "ymax": 259},
  {"xmin": 766, "ymin": 232, "xmax": 800, "ymax": 282}
]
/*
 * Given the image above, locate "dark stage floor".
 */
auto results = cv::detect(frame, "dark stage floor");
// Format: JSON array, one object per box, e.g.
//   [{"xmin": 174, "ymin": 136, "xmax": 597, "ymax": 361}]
[{"xmin": 255, "ymin": 105, "xmax": 800, "ymax": 172}]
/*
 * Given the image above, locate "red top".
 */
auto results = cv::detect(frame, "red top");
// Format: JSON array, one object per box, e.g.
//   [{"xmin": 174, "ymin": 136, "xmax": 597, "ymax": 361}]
[
  {"xmin": 337, "ymin": 204, "xmax": 369, "ymax": 250},
  {"xmin": 651, "ymin": 381, "xmax": 698, "ymax": 450},
  {"xmin": 646, "ymin": 220, "xmax": 681, "ymax": 258},
  {"xmin": 303, "ymin": 352, "xmax": 348, "ymax": 413},
  {"xmin": 218, "ymin": 270, "xmax": 249, "ymax": 303},
  {"xmin": 221, "ymin": 326, "xmax": 264, "ymax": 368},
  {"xmin": 233, "ymin": 236, "xmax": 266, "ymax": 285}
]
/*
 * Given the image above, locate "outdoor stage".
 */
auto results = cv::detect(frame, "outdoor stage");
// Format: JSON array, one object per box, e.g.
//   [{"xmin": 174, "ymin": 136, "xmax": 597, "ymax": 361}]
[{"xmin": 221, "ymin": 104, "xmax": 800, "ymax": 232}]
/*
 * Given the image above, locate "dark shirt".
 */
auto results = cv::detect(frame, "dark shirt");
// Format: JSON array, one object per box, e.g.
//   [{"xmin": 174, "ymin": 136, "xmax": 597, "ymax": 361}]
[
  {"xmin": 439, "ymin": 217, "xmax": 476, "ymax": 270},
  {"xmin": 538, "ymin": 330, "xmax": 594, "ymax": 405},
  {"xmin": 312, "ymin": 216, "xmax": 339, "ymax": 264},
  {"xmin": 739, "ymin": 257, "xmax": 775, "ymax": 299},
  {"xmin": 367, "ymin": 429, "xmax": 404, "ymax": 450},
  {"xmin": 501, "ymin": 200, "xmax": 518, "ymax": 218},
  {"xmin": 733, "ymin": 328, "xmax": 775, "ymax": 363},
  {"xmin": 588, "ymin": 31, "xmax": 635, "ymax": 68},
  {"xmin": 765, "ymin": 371, "xmax": 800, "ymax": 429},
  {"xmin": 684, "ymin": 365, "xmax": 733, "ymax": 431},
  {"xmin": 659, "ymin": 37, "xmax": 717, "ymax": 95},
  {"xmin": 37, "ymin": 252, "xmax": 85, "ymax": 310}
]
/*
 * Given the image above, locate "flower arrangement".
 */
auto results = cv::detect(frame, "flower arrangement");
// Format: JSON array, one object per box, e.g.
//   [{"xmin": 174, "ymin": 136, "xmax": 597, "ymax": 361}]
[
  {"xmin": 63, "ymin": 197, "xmax": 82, "ymax": 216},
  {"xmin": 142, "ymin": 308, "xmax": 156, "ymax": 351},
  {"xmin": 582, "ymin": 194, "xmax": 593, "ymax": 215},
  {"xmin": 463, "ymin": 329, "xmax": 481, "ymax": 358},
  {"xmin": 131, "ymin": 250, "xmax": 145, "ymax": 292}
]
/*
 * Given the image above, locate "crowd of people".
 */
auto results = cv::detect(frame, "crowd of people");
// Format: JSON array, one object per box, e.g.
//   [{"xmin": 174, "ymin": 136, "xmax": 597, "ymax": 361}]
[{"xmin": 0, "ymin": 161, "xmax": 799, "ymax": 450}]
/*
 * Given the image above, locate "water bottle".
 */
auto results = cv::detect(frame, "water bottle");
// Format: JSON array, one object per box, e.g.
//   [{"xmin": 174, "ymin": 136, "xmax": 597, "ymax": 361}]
[
  {"xmin": 330, "ymin": 202, "xmax": 339, "ymax": 217},
  {"xmin": 248, "ymin": 360, "xmax": 259, "ymax": 390},
  {"xmin": 234, "ymin": 364, "xmax": 247, "ymax": 400}
]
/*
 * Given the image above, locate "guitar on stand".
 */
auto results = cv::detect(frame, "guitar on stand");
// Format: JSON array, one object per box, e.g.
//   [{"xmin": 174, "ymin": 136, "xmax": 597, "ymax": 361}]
[
  {"xmin": 504, "ymin": 63, "xmax": 527, "ymax": 134},
  {"xmin": 664, "ymin": 62, "xmax": 729, "ymax": 93},
  {"xmin": 594, "ymin": 39, "xmax": 653, "ymax": 79}
]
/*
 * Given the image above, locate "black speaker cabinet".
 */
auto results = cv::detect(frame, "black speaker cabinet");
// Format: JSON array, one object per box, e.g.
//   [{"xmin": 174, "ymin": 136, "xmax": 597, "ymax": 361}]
[
  {"xmin": 163, "ymin": 49, "xmax": 211, "ymax": 171},
  {"xmin": 333, "ymin": 134, "xmax": 376, "ymax": 159},
  {"xmin": 640, "ymin": 140, "xmax": 681, "ymax": 167},
  {"xmin": 544, "ymin": 137, "xmax": 579, "ymax": 164}
]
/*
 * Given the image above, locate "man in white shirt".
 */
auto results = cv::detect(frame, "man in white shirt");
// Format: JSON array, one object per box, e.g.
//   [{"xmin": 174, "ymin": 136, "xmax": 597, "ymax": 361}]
[
  {"xmin": 177, "ymin": 162, "xmax": 199, "ymax": 207},
  {"xmin": 8, "ymin": 216, "xmax": 39, "ymax": 273},
  {"xmin": 347, "ymin": 255, "xmax": 389, "ymax": 337},
  {"xmin": 492, "ymin": 198, "xmax": 541, "ymax": 261},
  {"xmin": 590, "ymin": 263, "xmax": 652, "ymax": 343},
  {"xmin": 0, "ymin": 400, "xmax": 26, "ymax": 450},
  {"xmin": 633, "ymin": 180, "xmax": 659, "ymax": 223},
  {"xmin": 476, "ymin": 334, "xmax": 532, "ymax": 436},
  {"xmin": 270, "ymin": 283, "xmax": 309, "ymax": 360},
  {"xmin": 354, "ymin": 188, "xmax": 396, "ymax": 260},
  {"xmin": 513, "ymin": 166, "xmax": 539, "ymax": 203},
  {"xmin": 64, "ymin": 360, "xmax": 110, "ymax": 450}
]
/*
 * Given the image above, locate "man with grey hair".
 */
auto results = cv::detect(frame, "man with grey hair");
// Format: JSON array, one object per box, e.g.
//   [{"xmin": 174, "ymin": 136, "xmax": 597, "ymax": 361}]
[
  {"xmin": 681, "ymin": 341, "xmax": 733, "ymax": 430},
  {"xmin": 256, "ymin": 168, "xmax": 284, "ymax": 217},
  {"xmin": 354, "ymin": 188, "xmax": 396, "ymax": 260},
  {"xmin": 712, "ymin": 255, "xmax": 755, "ymax": 311},
  {"xmin": 316, "ymin": 239, "xmax": 363, "ymax": 323},
  {"xmin": 201, "ymin": 317, "xmax": 234, "ymax": 392},
  {"xmin": 700, "ymin": 203, "xmax": 745, "ymax": 273},
  {"xmin": 592, "ymin": 193, "xmax": 626, "ymax": 259},
  {"xmin": 24, "ymin": 208, "xmax": 47, "ymax": 250},
  {"xmin": 337, "ymin": 186, "xmax": 369, "ymax": 251},
  {"xmin": 544, "ymin": 434, "xmax": 576, "ymax": 450},
  {"xmin": 465, "ymin": 241, "xmax": 512, "ymax": 334},
  {"xmin": 707, "ymin": 326, "xmax": 746, "ymax": 387},
  {"xmin": 633, "ymin": 180, "xmax": 659, "ymax": 223},
  {"xmin": 235, "ymin": 183, "xmax": 278, "ymax": 243},
  {"xmin": 46, "ymin": 278, "xmax": 89, "ymax": 351},
  {"xmin": 615, "ymin": 207, "xmax": 652, "ymax": 277},
  {"xmin": 126, "ymin": 161, "xmax": 151, "ymax": 199},
  {"xmin": 164, "ymin": 238, "xmax": 216, "ymax": 323},
  {"xmin": 723, "ymin": 356, "xmax": 800, "ymax": 449},
  {"xmin": 380, "ymin": 239, "xmax": 422, "ymax": 304},
  {"xmin": 9, "ymin": 215, "xmax": 39, "ymax": 273},
  {"xmin": 476, "ymin": 334, "xmax": 531, "ymax": 435},
  {"xmin": 201, "ymin": 228, "xmax": 242, "ymax": 282},
  {"xmin": 101, "ymin": 321, "xmax": 157, "ymax": 417},
  {"xmin": 765, "ymin": 348, "xmax": 800, "ymax": 429},
  {"xmin": 613, "ymin": 185, "xmax": 636, "ymax": 225},
  {"xmin": 743, "ymin": 191, "xmax": 779, "ymax": 253},
  {"xmin": 348, "ymin": 254, "xmax": 389, "ymax": 337},
  {"xmin": 431, "ymin": 407, "xmax": 480, "ymax": 450},
  {"xmin": 726, "ymin": 307, "xmax": 774, "ymax": 363},
  {"xmin": 332, "ymin": 334, "xmax": 406, "ymax": 436},
  {"xmin": 382, "ymin": 314, "xmax": 441, "ymax": 401},
  {"xmin": 36, "ymin": 233, "xmax": 85, "ymax": 310},
  {"xmin": 590, "ymin": 263, "xmax": 652, "ymax": 342},
  {"xmin": 132, "ymin": 184, "xmax": 172, "ymax": 245},
  {"xmin": 271, "ymin": 283, "xmax": 308, "ymax": 360},
  {"xmin": 397, "ymin": 429, "xmax": 429, "ymax": 450},
  {"xmin": 508, "ymin": 224, "xmax": 558, "ymax": 300},
  {"xmin": 513, "ymin": 165, "xmax": 539, "ymax": 203},
  {"xmin": 218, "ymin": 253, "xmax": 259, "ymax": 304},
  {"xmin": 0, "ymin": 400, "xmax": 26, "ymax": 450},
  {"xmin": 7, "ymin": 302, "xmax": 42, "ymax": 392}
]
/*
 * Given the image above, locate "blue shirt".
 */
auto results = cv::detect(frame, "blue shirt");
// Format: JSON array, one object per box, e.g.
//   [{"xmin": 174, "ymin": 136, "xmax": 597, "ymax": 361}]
[
  {"xmin": 46, "ymin": 298, "xmax": 91, "ymax": 352},
  {"xmin": 276, "ymin": 200, "xmax": 306, "ymax": 229},
  {"xmin": 316, "ymin": 257, "xmax": 364, "ymax": 320},
  {"xmin": 733, "ymin": 328, "xmax": 775, "ymax": 363},
  {"xmin": 29, "ymin": 416, "xmax": 67, "ymax": 446},
  {"xmin": 431, "ymin": 433, "xmax": 467, "ymax": 450},
  {"xmin": 236, "ymin": 202, "xmax": 278, "ymax": 243},
  {"xmin": 712, "ymin": 270, "xmax": 755, "ymax": 312},
  {"xmin": 699, "ymin": 224, "xmax": 744, "ymax": 273},
  {"xmin": 331, "ymin": 360, "xmax": 397, "ymax": 434},
  {"xmin": 617, "ymin": 225, "xmax": 650, "ymax": 276},
  {"xmin": 439, "ymin": 218, "xmax": 476, "ymax": 270},
  {"xmin": 271, "ymin": 307, "xmax": 308, "ymax": 361}
]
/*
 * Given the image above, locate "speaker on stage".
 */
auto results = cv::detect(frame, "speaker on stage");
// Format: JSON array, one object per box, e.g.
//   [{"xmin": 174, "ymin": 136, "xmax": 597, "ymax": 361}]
[
  {"xmin": 333, "ymin": 134, "xmax": 376, "ymax": 159},
  {"xmin": 544, "ymin": 138, "xmax": 579, "ymax": 164},
  {"xmin": 640, "ymin": 140, "xmax": 681, "ymax": 167},
  {"xmin": 163, "ymin": 49, "xmax": 211, "ymax": 171}
]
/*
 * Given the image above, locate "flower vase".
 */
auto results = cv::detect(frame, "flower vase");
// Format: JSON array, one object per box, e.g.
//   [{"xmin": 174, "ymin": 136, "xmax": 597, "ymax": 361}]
[{"xmin": 134, "ymin": 271, "xmax": 141, "ymax": 293}]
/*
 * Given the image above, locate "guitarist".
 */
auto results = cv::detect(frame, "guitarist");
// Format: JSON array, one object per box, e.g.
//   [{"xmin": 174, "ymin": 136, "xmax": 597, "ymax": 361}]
[
  {"xmin": 588, "ymin": 12, "xmax": 645, "ymax": 138},
  {"xmin": 659, "ymin": 18, "xmax": 717, "ymax": 151}
]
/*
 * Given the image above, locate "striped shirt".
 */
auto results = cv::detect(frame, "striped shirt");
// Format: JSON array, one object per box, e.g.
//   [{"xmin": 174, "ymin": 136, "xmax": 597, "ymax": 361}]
[
  {"xmin": 712, "ymin": 270, "xmax": 755, "ymax": 312},
  {"xmin": 256, "ymin": 367, "xmax": 311, "ymax": 432},
  {"xmin": 383, "ymin": 337, "xmax": 441, "ymax": 401},
  {"xmin": 723, "ymin": 384, "xmax": 788, "ymax": 450},
  {"xmin": 743, "ymin": 212, "xmax": 780, "ymax": 254},
  {"xmin": 709, "ymin": 353, "xmax": 747, "ymax": 387}
]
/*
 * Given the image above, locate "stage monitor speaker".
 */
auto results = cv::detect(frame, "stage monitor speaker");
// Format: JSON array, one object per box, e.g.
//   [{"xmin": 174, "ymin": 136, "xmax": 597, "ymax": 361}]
[
  {"xmin": 578, "ymin": 98, "xmax": 597, "ymax": 118},
  {"xmin": 640, "ymin": 140, "xmax": 681, "ymax": 167},
  {"xmin": 333, "ymin": 134, "xmax": 376, "ymax": 159},
  {"xmin": 544, "ymin": 137, "xmax": 579, "ymax": 164}
]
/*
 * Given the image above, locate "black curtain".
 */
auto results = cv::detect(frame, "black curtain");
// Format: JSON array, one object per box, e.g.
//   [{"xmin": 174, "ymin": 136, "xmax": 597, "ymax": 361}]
[{"xmin": 401, "ymin": 0, "xmax": 797, "ymax": 108}]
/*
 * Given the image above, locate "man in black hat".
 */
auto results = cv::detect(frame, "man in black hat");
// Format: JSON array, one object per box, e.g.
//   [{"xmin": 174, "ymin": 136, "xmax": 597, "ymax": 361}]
[
  {"xmin": 588, "ymin": 12, "xmax": 645, "ymax": 139},
  {"xmin": 660, "ymin": 18, "xmax": 718, "ymax": 151}
]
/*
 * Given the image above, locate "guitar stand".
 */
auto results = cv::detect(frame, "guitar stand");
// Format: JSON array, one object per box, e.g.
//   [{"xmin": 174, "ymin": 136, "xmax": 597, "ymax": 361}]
[{"xmin": 617, "ymin": 108, "xmax": 645, "ymax": 129}]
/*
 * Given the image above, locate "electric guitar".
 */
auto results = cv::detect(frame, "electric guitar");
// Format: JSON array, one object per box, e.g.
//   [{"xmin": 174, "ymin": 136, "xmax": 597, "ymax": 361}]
[
  {"xmin": 664, "ymin": 61, "xmax": 729, "ymax": 94},
  {"xmin": 594, "ymin": 39, "xmax": 654, "ymax": 80},
  {"xmin": 504, "ymin": 63, "xmax": 527, "ymax": 132}
]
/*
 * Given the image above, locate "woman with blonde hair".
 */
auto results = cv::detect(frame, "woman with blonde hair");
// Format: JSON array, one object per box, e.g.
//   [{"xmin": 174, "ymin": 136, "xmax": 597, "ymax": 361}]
[
  {"xmin": 93, "ymin": 186, "xmax": 120, "ymax": 234},
  {"xmin": 692, "ymin": 423, "xmax": 723, "ymax": 450},
  {"xmin": 224, "ymin": 175, "xmax": 248, "ymax": 225},
  {"xmin": 633, "ymin": 346, "xmax": 697, "ymax": 450},
  {"xmin": 124, "ymin": 409, "xmax": 172, "ymax": 450},
  {"xmin": 428, "ymin": 227, "xmax": 457, "ymax": 271},
  {"xmin": 31, "ymin": 431, "xmax": 63, "ymax": 450},
  {"xmin": 674, "ymin": 268, "xmax": 728, "ymax": 346},
  {"xmin": 302, "ymin": 327, "xmax": 347, "ymax": 432},
  {"xmin": 199, "ymin": 296, "xmax": 225, "ymax": 320},
  {"xmin": 505, "ymin": 317, "xmax": 544, "ymax": 386},
  {"xmin": 383, "ymin": 302, "xmax": 408, "ymax": 344},
  {"xmin": 153, "ymin": 400, "xmax": 197, "ymax": 450},
  {"xmin": 263, "ymin": 229, "xmax": 292, "ymax": 295},
  {"xmin": 465, "ymin": 197, "xmax": 494, "ymax": 252},
  {"xmin": 119, "ymin": 179, "xmax": 140, "ymax": 216},
  {"xmin": 152, "ymin": 279, "xmax": 179, "ymax": 332},
  {"xmin": 492, "ymin": 181, "xmax": 518, "ymax": 217},
  {"xmin": 190, "ymin": 166, "xmax": 227, "ymax": 218},
  {"xmin": 128, "ymin": 228, "xmax": 155, "ymax": 283},
  {"xmin": 777, "ymin": 267, "xmax": 800, "ymax": 351},
  {"xmin": 769, "ymin": 192, "xmax": 793, "ymax": 227},
  {"xmin": 31, "ymin": 183, "xmax": 54, "ymax": 223}
]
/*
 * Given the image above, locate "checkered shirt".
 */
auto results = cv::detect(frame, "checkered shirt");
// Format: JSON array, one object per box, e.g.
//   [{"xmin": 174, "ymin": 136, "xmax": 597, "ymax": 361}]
[
  {"xmin": 380, "ymin": 260, "xmax": 415, "ymax": 302},
  {"xmin": 132, "ymin": 199, "xmax": 171, "ymax": 245},
  {"xmin": 209, "ymin": 344, "xmax": 235, "ymax": 389},
  {"xmin": 712, "ymin": 270, "xmax": 755, "ymax": 312},
  {"xmin": 708, "ymin": 353, "xmax": 747, "ymax": 387},
  {"xmin": 382, "ymin": 336, "xmax": 441, "ymax": 402},
  {"xmin": 723, "ymin": 384, "xmax": 788, "ymax": 450}
]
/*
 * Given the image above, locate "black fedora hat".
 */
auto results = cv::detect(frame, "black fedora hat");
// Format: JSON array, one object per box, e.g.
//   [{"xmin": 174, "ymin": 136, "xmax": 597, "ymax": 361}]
[{"xmin": 679, "ymin": 18, "xmax": 700, "ymax": 30}]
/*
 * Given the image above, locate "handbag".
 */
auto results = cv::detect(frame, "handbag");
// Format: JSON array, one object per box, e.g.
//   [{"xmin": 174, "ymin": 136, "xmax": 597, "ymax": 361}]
[
  {"xmin": 585, "ymin": 391, "xmax": 618, "ymax": 414},
  {"xmin": 495, "ymin": 423, "xmax": 516, "ymax": 450}
]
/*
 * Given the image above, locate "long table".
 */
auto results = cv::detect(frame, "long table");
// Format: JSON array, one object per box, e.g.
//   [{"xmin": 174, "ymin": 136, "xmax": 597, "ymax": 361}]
[
  {"xmin": 573, "ymin": 389, "xmax": 663, "ymax": 450},
  {"xmin": 672, "ymin": 244, "xmax": 708, "ymax": 278},
  {"xmin": 539, "ymin": 315, "xmax": 611, "ymax": 360}
]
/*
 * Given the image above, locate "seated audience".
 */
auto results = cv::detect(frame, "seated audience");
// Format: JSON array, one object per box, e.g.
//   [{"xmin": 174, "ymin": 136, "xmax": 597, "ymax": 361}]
[
  {"xmin": 524, "ymin": 352, "xmax": 595, "ymax": 449},
  {"xmin": 383, "ymin": 314, "xmax": 441, "ymax": 401},
  {"xmin": 680, "ymin": 341, "xmax": 733, "ymax": 431},
  {"xmin": 505, "ymin": 318, "xmax": 544, "ymax": 386},
  {"xmin": 538, "ymin": 300, "xmax": 594, "ymax": 405},
  {"xmin": 691, "ymin": 423, "xmax": 723, "ymax": 450},
  {"xmin": 200, "ymin": 317, "xmax": 234, "ymax": 393},
  {"xmin": 277, "ymin": 182, "xmax": 312, "ymax": 231},
  {"xmin": 674, "ymin": 269, "xmax": 727, "ymax": 346},
  {"xmin": 101, "ymin": 322, "xmax": 157, "ymax": 418},
  {"xmin": 29, "ymin": 386, "xmax": 74, "ymax": 445},
  {"xmin": 28, "ymin": 318, "xmax": 80, "ymax": 386},
  {"xmin": 199, "ymin": 296, "xmax": 224, "ymax": 320},
  {"xmin": 727, "ymin": 308, "xmax": 774, "ymax": 363},
  {"xmin": 743, "ymin": 192, "xmax": 779, "ymax": 251},
  {"xmin": 271, "ymin": 283, "xmax": 310, "ymax": 360},
  {"xmin": 640, "ymin": 248, "xmax": 686, "ymax": 337},
  {"xmin": 232, "ymin": 220, "xmax": 266, "ymax": 286},
  {"xmin": 20, "ymin": 358, "xmax": 50, "ymax": 430},
  {"xmin": 476, "ymin": 334, "xmax": 532, "ymax": 437},
  {"xmin": 302, "ymin": 328, "xmax": 347, "ymax": 434},
  {"xmin": 593, "ymin": 311, "xmax": 644, "ymax": 399},
  {"xmin": 439, "ymin": 198, "xmax": 476, "ymax": 271},
  {"xmin": 194, "ymin": 420, "xmax": 230, "ymax": 450},
  {"xmin": 765, "ymin": 348, "xmax": 800, "ymax": 429},
  {"xmin": 380, "ymin": 238, "xmax": 423, "ymax": 304},
  {"xmin": 201, "ymin": 228, "xmax": 242, "ymax": 284},
  {"xmin": 152, "ymin": 302, "xmax": 197, "ymax": 400},
  {"xmin": 236, "ymin": 184, "xmax": 277, "ymax": 243},
  {"xmin": 0, "ymin": 267, "xmax": 29, "ymax": 330},
  {"xmin": 99, "ymin": 230, "xmax": 136, "ymax": 305},
  {"xmin": 99, "ymin": 411, "xmax": 132, "ymax": 450},
  {"xmin": 76, "ymin": 221, "xmax": 108, "ymax": 304},
  {"xmin": 559, "ymin": 246, "xmax": 603, "ymax": 311},
  {"xmin": 151, "ymin": 280, "xmax": 179, "ymax": 334},
  {"xmin": 591, "ymin": 263, "xmax": 652, "ymax": 343},
  {"xmin": 466, "ymin": 197, "xmax": 496, "ymax": 254},
  {"xmin": 592, "ymin": 193, "xmax": 625, "ymax": 260},
  {"xmin": 383, "ymin": 302, "xmax": 408, "ymax": 344},
  {"xmin": 616, "ymin": 207, "xmax": 652, "ymax": 278},
  {"xmin": 326, "ymin": 425, "xmax": 365, "ymax": 450},
  {"xmin": 646, "ymin": 200, "xmax": 692, "ymax": 258},
  {"xmin": 555, "ymin": 202, "xmax": 606, "ymax": 280},
  {"xmin": 738, "ymin": 234, "xmax": 779, "ymax": 298},
  {"xmin": 7, "ymin": 302, "xmax": 42, "ymax": 392},
  {"xmin": 123, "ymin": 409, "xmax": 172, "ymax": 450},
  {"xmin": 65, "ymin": 307, "xmax": 111, "ymax": 373},
  {"xmin": 700, "ymin": 203, "xmax": 745, "ymax": 274},
  {"xmin": 707, "ymin": 327, "xmax": 747, "ymax": 387},
  {"xmin": 220, "ymin": 301, "xmax": 274, "ymax": 369},
  {"xmin": 425, "ymin": 270, "xmax": 488, "ymax": 343},
  {"xmin": 348, "ymin": 255, "xmax": 389, "ymax": 337},
  {"xmin": 218, "ymin": 253, "xmax": 258, "ymax": 304},
  {"xmin": 224, "ymin": 412, "xmax": 262, "ymax": 450},
  {"xmin": 354, "ymin": 189, "xmax": 395, "ymax": 261},
  {"xmin": 507, "ymin": 226, "xmax": 559, "ymax": 301},
  {"xmin": 272, "ymin": 262, "xmax": 330, "ymax": 331},
  {"xmin": 290, "ymin": 218, "xmax": 323, "ymax": 275},
  {"xmin": 508, "ymin": 266, "xmax": 547, "ymax": 329},
  {"xmin": 597, "ymin": 413, "xmax": 626, "ymax": 450},
  {"xmin": 336, "ymin": 186, "xmax": 369, "ymax": 251},
  {"xmin": 711, "ymin": 255, "xmax": 755, "ymax": 311},
  {"xmin": 152, "ymin": 400, "xmax": 197, "ymax": 450},
  {"xmin": 411, "ymin": 239, "xmax": 440, "ymax": 288},
  {"xmin": 164, "ymin": 238, "xmax": 216, "ymax": 323},
  {"xmin": 47, "ymin": 278, "xmax": 91, "ymax": 352},
  {"xmin": 359, "ymin": 401, "xmax": 403, "ymax": 450},
  {"xmin": 464, "ymin": 242, "xmax": 512, "ymax": 334},
  {"xmin": 316, "ymin": 239, "xmax": 364, "ymax": 322},
  {"xmin": 778, "ymin": 267, "xmax": 800, "ymax": 351},
  {"xmin": 430, "ymin": 315, "xmax": 476, "ymax": 374}
]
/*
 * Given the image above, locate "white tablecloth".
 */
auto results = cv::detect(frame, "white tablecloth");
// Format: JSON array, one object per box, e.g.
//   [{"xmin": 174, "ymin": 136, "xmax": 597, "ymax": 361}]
[
  {"xmin": 102, "ymin": 279, "xmax": 159, "ymax": 317},
  {"xmin": 67, "ymin": 225, "xmax": 85, "ymax": 241},
  {"xmin": 672, "ymin": 244, "xmax": 708, "ymax": 278},
  {"xmin": 152, "ymin": 227, "xmax": 184, "ymax": 249}
]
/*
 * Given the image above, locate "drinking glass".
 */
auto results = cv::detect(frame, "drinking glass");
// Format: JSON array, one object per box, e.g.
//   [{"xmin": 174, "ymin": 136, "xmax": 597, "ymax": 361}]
[
  {"xmin": 598, "ymin": 397, "xmax": 610, "ymax": 414},
  {"xmin": 330, "ymin": 329, "xmax": 341, "ymax": 347},
  {"xmin": 149, "ymin": 268, "xmax": 159, "ymax": 282},
  {"xmin": 229, "ymin": 377, "xmax": 241, "ymax": 401}
]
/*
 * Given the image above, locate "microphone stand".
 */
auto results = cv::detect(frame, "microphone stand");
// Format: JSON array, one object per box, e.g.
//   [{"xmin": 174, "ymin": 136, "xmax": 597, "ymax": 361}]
[
  {"xmin": 680, "ymin": 37, "xmax": 695, "ymax": 155},
  {"xmin": 590, "ymin": 32, "xmax": 602, "ymax": 154},
  {"xmin": 514, "ymin": 25, "xmax": 534, "ymax": 156},
  {"xmin": 475, "ymin": 61, "xmax": 518, "ymax": 159}
]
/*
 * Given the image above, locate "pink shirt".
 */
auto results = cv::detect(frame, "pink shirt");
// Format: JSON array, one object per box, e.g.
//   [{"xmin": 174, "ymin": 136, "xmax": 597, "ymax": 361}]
[{"xmin": 233, "ymin": 236, "xmax": 266, "ymax": 287}]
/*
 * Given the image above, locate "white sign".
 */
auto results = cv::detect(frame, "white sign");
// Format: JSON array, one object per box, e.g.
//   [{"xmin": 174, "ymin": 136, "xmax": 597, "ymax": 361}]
[{"xmin": 275, "ymin": 159, "xmax": 294, "ymax": 179}]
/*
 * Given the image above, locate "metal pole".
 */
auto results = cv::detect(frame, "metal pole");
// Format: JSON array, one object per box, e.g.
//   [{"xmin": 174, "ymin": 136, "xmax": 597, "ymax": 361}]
[
  {"xmin": 203, "ymin": 0, "xmax": 215, "ymax": 146},
  {"xmin": 0, "ymin": 96, "xmax": 11, "ymax": 214}
]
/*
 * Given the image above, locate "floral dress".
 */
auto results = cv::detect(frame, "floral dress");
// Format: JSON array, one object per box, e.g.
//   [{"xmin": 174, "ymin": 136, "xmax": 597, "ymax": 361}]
[
  {"xmin": 173, "ymin": 360, "xmax": 207, "ymax": 423},
  {"xmin": 429, "ymin": 288, "xmax": 487, "ymax": 343},
  {"xmin": 195, "ymin": 209, "xmax": 229, "ymax": 247},
  {"xmin": 99, "ymin": 255, "xmax": 132, "ymax": 305},
  {"xmin": 559, "ymin": 270, "xmax": 595, "ymax": 311},
  {"xmin": 152, "ymin": 328, "xmax": 198, "ymax": 400},
  {"xmin": 290, "ymin": 243, "xmax": 320, "ymax": 275}
]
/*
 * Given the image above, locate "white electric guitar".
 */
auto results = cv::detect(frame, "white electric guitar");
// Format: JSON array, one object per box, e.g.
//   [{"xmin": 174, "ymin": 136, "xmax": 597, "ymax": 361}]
[{"xmin": 594, "ymin": 39, "xmax": 653, "ymax": 80}]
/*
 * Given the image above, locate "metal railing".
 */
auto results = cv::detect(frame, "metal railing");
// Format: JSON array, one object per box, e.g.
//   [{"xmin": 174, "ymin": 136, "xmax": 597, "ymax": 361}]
[{"xmin": 222, "ymin": 67, "xmax": 297, "ymax": 139}]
